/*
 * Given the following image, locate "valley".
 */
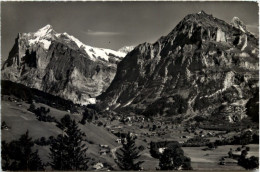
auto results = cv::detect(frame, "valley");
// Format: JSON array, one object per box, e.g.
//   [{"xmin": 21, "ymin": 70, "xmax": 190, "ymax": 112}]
[
  {"xmin": 1, "ymin": 6, "xmax": 259, "ymax": 171},
  {"xmin": 1, "ymin": 94, "xmax": 258, "ymax": 170}
]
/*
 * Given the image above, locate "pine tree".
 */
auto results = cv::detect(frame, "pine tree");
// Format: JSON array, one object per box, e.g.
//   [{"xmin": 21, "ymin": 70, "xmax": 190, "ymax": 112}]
[
  {"xmin": 1, "ymin": 130, "xmax": 44, "ymax": 171},
  {"xmin": 159, "ymin": 143, "xmax": 192, "ymax": 170},
  {"xmin": 116, "ymin": 132, "xmax": 144, "ymax": 170},
  {"xmin": 49, "ymin": 115, "xmax": 88, "ymax": 170},
  {"xmin": 28, "ymin": 103, "xmax": 36, "ymax": 112}
]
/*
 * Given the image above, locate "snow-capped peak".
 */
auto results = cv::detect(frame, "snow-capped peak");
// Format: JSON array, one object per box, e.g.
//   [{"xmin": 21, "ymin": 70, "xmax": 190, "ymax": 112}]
[
  {"xmin": 27, "ymin": 25, "xmax": 55, "ymax": 50},
  {"xmin": 25, "ymin": 25, "xmax": 126, "ymax": 61},
  {"xmin": 34, "ymin": 24, "xmax": 54, "ymax": 37},
  {"xmin": 118, "ymin": 46, "xmax": 135, "ymax": 54},
  {"xmin": 61, "ymin": 32, "xmax": 126, "ymax": 61}
]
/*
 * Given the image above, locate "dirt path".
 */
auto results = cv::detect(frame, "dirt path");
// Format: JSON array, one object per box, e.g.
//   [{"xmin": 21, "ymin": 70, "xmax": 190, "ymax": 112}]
[
  {"xmin": 111, "ymin": 145, "xmax": 122, "ymax": 160},
  {"xmin": 111, "ymin": 145, "xmax": 122, "ymax": 169}
]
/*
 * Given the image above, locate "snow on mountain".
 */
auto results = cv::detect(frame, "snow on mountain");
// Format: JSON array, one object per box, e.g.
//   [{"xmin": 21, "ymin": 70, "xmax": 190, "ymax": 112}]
[
  {"xmin": 27, "ymin": 24, "xmax": 55, "ymax": 50},
  {"xmin": 118, "ymin": 46, "xmax": 135, "ymax": 54},
  {"xmin": 24, "ymin": 24, "xmax": 126, "ymax": 62},
  {"xmin": 62, "ymin": 32, "xmax": 126, "ymax": 61},
  {"xmin": 2, "ymin": 24, "xmax": 128, "ymax": 105}
]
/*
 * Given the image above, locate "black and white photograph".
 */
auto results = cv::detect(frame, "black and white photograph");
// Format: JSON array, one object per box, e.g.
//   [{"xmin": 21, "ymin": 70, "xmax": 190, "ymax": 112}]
[{"xmin": 1, "ymin": 1, "xmax": 259, "ymax": 171}]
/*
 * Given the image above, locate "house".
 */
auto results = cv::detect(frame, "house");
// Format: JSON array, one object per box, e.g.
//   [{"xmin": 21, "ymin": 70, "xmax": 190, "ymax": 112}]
[
  {"xmin": 99, "ymin": 144, "xmax": 110, "ymax": 149},
  {"xmin": 116, "ymin": 138, "xmax": 122, "ymax": 144},
  {"xmin": 158, "ymin": 147, "xmax": 166, "ymax": 154},
  {"xmin": 99, "ymin": 149, "xmax": 110, "ymax": 155},
  {"xmin": 93, "ymin": 162, "xmax": 104, "ymax": 170}
]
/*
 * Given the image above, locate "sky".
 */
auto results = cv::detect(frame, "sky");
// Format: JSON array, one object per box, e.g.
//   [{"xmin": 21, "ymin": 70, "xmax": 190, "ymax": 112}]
[{"xmin": 1, "ymin": 1, "xmax": 259, "ymax": 60}]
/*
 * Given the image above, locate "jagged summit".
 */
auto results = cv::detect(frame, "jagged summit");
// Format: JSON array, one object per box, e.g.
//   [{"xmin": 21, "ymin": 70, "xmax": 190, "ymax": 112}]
[
  {"xmin": 197, "ymin": 10, "xmax": 207, "ymax": 15},
  {"xmin": 231, "ymin": 16, "xmax": 247, "ymax": 32},
  {"xmin": 118, "ymin": 46, "xmax": 135, "ymax": 54},
  {"xmin": 2, "ymin": 25, "xmax": 128, "ymax": 105},
  {"xmin": 26, "ymin": 24, "xmax": 56, "ymax": 37},
  {"xmin": 98, "ymin": 11, "xmax": 259, "ymax": 123},
  {"xmin": 36, "ymin": 24, "xmax": 54, "ymax": 33}
]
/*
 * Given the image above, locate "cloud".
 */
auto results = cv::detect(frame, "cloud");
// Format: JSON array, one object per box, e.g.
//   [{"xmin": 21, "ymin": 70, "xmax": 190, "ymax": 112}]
[{"xmin": 84, "ymin": 30, "xmax": 123, "ymax": 36}]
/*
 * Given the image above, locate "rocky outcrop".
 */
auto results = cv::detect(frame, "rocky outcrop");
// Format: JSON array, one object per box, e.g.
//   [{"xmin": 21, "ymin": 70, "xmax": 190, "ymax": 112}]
[
  {"xmin": 118, "ymin": 46, "xmax": 135, "ymax": 54},
  {"xmin": 2, "ymin": 25, "xmax": 126, "ymax": 105},
  {"xmin": 98, "ymin": 11, "xmax": 259, "ymax": 122}
]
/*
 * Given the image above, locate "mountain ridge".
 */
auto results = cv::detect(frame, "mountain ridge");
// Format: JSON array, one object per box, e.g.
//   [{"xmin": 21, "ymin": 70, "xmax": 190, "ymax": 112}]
[
  {"xmin": 2, "ymin": 25, "xmax": 127, "ymax": 105},
  {"xmin": 97, "ymin": 11, "xmax": 259, "ymax": 122}
]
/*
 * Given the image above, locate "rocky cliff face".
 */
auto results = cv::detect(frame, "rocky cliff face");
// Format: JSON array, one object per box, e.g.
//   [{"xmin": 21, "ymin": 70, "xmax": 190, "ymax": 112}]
[
  {"xmin": 2, "ymin": 25, "xmax": 126, "ymax": 105},
  {"xmin": 98, "ymin": 11, "xmax": 259, "ymax": 122}
]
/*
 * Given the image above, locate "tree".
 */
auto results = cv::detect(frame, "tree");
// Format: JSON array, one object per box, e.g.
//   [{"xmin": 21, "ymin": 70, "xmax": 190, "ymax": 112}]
[
  {"xmin": 116, "ymin": 133, "xmax": 144, "ymax": 170},
  {"xmin": 159, "ymin": 143, "xmax": 192, "ymax": 170},
  {"xmin": 49, "ymin": 115, "xmax": 88, "ymax": 170},
  {"xmin": 246, "ymin": 90, "xmax": 259, "ymax": 122},
  {"xmin": 228, "ymin": 148, "xmax": 233, "ymax": 158},
  {"xmin": 240, "ymin": 131, "xmax": 252, "ymax": 145},
  {"xmin": 207, "ymin": 142, "xmax": 217, "ymax": 149},
  {"xmin": 1, "ymin": 130, "xmax": 44, "ymax": 171},
  {"xmin": 28, "ymin": 103, "xmax": 36, "ymax": 112},
  {"xmin": 238, "ymin": 156, "xmax": 259, "ymax": 170}
]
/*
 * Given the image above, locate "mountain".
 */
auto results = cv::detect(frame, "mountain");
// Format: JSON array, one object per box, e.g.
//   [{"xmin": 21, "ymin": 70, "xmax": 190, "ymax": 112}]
[
  {"xmin": 98, "ymin": 11, "xmax": 259, "ymax": 122},
  {"xmin": 231, "ymin": 16, "xmax": 247, "ymax": 33},
  {"xmin": 2, "ymin": 25, "xmax": 126, "ymax": 105},
  {"xmin": 118, "ymin": 46, "xmax": 135, "ymax": 54}
]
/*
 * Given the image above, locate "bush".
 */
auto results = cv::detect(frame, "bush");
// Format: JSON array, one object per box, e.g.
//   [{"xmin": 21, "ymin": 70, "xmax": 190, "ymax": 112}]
[
  {"xmin": 159, "ymin": 142, "xmax": 192, "ymax": 170},
  {"xmin": 252, "ymin": 134, "xmax": 259, "ymax": 144},
  {"xmin": 194, "ymin": 116, "xmax": 207, "ymax": 122},
  {"xmin": 33, "ymin": 107, "xmax": 57, "ymax": 123},
  {"xmin": 80, "ymin": 108, "xmax": 97, "ymax": 124},
  {"xmin": 238, "ymin": 156, "xmax": 259, "ymax": 170},
  {"xmin": 150, "ymin": 141, "xmax": 180, "ymax": 159},
  {"xmin": 143, "ymin": 95, "xmax": 188, "ymax": 117},
  {"xmin": 138, "ymin": 145, "xmax": 145, "ymax": 151},
  {"xmin": 28, "ymin": 103, "xmax": 36, "ymax": 112},
  {"xmin": 246, "ymin": 91, "xmax": 259, "ymax": 123},
  {"xmin": 207, "ymin": 142, "xmax": 217, "ymax": 149},
  {"xmin": 34, "ymin": 137, "xmax": 50, "ymax": 146}
]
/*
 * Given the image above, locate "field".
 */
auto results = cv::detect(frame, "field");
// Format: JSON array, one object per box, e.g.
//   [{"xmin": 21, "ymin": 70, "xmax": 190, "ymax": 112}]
[
  {"xmin": 1, "ymin": 97, "xmax": 119, "ymax": 169},
  {"xmin": 183, "ymin": 144, "xmax": 259, "ymax": 170},
  {"xmin": 1, "ymin": 95, "xmax": 259, "ymax": 170}
]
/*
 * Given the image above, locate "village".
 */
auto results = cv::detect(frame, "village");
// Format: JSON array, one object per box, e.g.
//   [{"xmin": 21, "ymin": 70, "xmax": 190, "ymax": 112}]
[{"xmin": 1, "ymin": 95, "xmax": 259, "ymax": 170}]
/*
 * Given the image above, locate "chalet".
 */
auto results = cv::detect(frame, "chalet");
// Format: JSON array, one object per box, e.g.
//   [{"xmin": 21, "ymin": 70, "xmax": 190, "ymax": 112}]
[
  {"xmin": 99, "ymin": 149, "xmax": 110, "ymax": 155},
  {"xmin": 114, "ymin": 126, "xmax": 123, "ymax": 129},
  {"xmin": 158, "ymin": 147, "xmax": 166, "ymax": 154},
  {"xmin": 93, "ymin": 162, "xmax": 104, "ymax": 170},
  {"xmin": 99, "ymin": 144, "xmax": 110, "ymax": 149},
  {"xmin": 116, "ymin": 138, "xmax": 122, "ymax": 144}
]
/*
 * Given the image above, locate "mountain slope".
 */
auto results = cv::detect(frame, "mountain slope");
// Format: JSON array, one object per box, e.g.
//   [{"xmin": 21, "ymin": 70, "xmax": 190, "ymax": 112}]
[
  {"xmin": 118, "ymin": 46, "xmax": 135, "ymax": 54},
  {"xmin": 98, "ymin": 11, "xmax": 259, "ymax": 122},
  {"xmin": 2, "ymin": 25, "xmax": 126, "ymax": 105}
]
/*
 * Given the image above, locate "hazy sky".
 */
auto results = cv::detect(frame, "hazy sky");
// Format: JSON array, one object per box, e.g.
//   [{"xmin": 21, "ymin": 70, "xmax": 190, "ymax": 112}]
[{"xmin": 1, "ymin": 1, "xmax": 259, "ymax": 59}]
